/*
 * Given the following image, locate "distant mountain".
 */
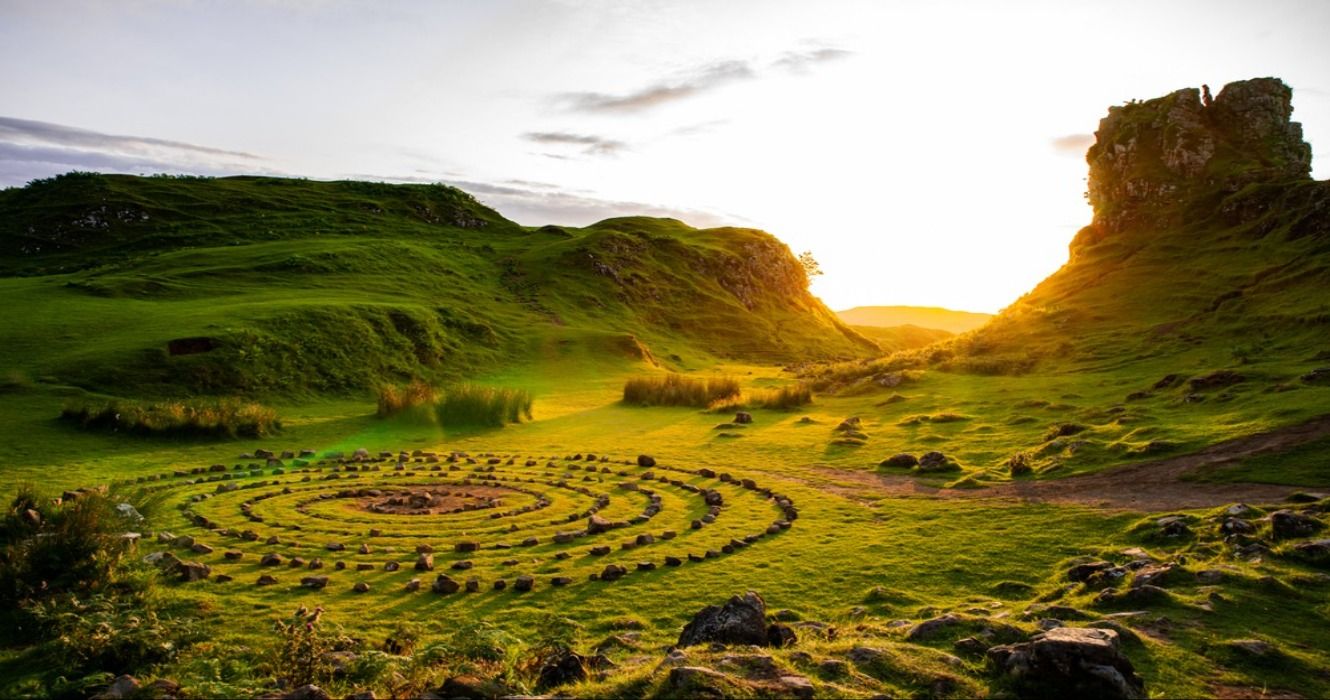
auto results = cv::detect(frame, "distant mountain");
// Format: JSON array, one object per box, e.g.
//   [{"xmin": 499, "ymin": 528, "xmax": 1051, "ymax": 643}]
[
  {"xmin": 836, "ymin": 306, "xmax": 993, "ymax": 334},
  {"xmin": 0, "ymin": 174, "xmax": 873, "ymax": 396}
]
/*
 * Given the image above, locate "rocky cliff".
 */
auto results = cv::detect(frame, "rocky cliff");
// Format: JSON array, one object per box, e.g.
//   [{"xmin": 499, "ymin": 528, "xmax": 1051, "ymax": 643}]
[{"xmin": 1078, "ymin": 77, "xmax": 1313, "ymax": 245}]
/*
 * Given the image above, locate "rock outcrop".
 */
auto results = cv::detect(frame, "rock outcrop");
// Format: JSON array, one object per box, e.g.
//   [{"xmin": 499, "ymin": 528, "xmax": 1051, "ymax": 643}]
[{"xmin": 1082, "ymin": 77, "xmax": 1311, "ymax": 240}]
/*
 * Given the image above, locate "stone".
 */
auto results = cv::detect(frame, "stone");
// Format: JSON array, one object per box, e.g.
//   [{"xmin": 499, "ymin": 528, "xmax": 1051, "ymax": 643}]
[
  {"xmin": 405, "ymin": 578, "xmax": 421, "ymax": 592},
  {"xmin": 678, "ymin": 591, "xmax": 769, "ymax": 647},
  {"xmin": 917, "ymin": 451, "xmax": 960, "ymax": 472},
  {"xmin": 587, "ymin": 514, "xmax": 615, "ymax": 534},
  {"xmin": 601, "ymin": 564, "xmax": 628, "ymax": 582},
  {"xmin": 1067, "ymin": 561, "xmax": 1116, "ymax": 582},
  {"xmin": 551, "ymin": 576, "xmax": 573, "ymax": 586},
  {"xmin": 301, "ymin": 575, "xmax": 329, "ymax": 589},
  {"xmin": 415, "ymin": 552, "xmax": 434, "ymax": 571},
  {"xmin": 767, "ymin": 623, "xmax": 798, "ymax": 647},
  {"xmin": 256, "ymin": 574, "xmax": 278, "ymax": 586},
  {"xmin": 1271, "ymin": 509, "xmax": 1323, "ymax": 539},
  {"xmin": 734, "ymin": 411, "xmax": 753, "ymax": 424},
  {"xmin": 432, "ymin": 574, "xmax": 460, "ymax": 594},
  {"xmin": 384, "ymin": 561, "xmax": 400, "ymax": 572},
  {"xmin": 176, "ymin": 561, "xmax": 211, "ymax": 582},
  {"xmin": 905, "ymin": 613, "xmax": 962, "ymax": 641},
  {"xmin": 91, "ymin": 674, "xmax": 141, "ymax": 700},
  {"xmin": 435, "ymin": 676, "xmax": 514, "ymax": 700},
  {"xmin": 987, "ymin": 627, "xmax": 1144, "ymax": 699},
  {"xmin": 455, "ymin": 541, "xmax": 479, "ymax": 553},
  {"xmin": 352, "ymin": 581, "xmax": 370, "ymax": 593},
  {"xmin": 537, "ymin": 648, "xmax": 587, "ymax": 689},
  {"xmin": 637, "ymin": 455, "xmax": 656, "ymax": 467},
  {"xmin": 879, "ymin": 453, "xmax": 918, "ymax": 468},
  {"xmin": 778, "ymin": 674, "xmax": 815, "ymax": 700},
  {"xmin": 663, "ymin": 666, "xmax": 740, "ymax": 697},
  {"xmin": 514, "ymin": 575, "xmax": 535, "ymax": 592}
]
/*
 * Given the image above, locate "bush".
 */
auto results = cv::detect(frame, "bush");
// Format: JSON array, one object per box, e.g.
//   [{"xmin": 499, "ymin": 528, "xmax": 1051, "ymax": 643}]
[
  {"xmin": 60, "ymin": 398, "xmax": 281, "ymax": 439},
  {"xmin": 622, "ymin": 374, "xmax": 740, "ymax": 407},
  {"xmin": 376, "ymin": 382, "xmax": 533, "ymax": 428}
]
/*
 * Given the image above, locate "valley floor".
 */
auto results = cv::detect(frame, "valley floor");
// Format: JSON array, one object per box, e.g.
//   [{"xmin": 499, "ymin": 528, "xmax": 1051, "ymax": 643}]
[{"xmin": 2, "ymin": 357, "xmax": 1329, "ymax": 698}]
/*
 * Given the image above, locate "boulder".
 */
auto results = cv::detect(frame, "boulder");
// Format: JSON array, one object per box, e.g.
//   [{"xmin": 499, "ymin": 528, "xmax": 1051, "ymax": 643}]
[
  {"xmin": 678, "ymin": 591, "xmax": 769, "ymax": 647},
  {"xmin": 601, "ymin": 564, "xmax": 628, "ymax": 582},
  {"xmin": 536, "ymin": 648, "xmax": 587, "ymax": 689},
  {"xmin": 987, "ymin": 627, "xmax": 1144, "ymax": 699},
  {"xmin": 176, "ymin": 561, "xmax": 211, "ymax": 582},
  {"xmin": 587, "ymin": 514, "xmax": 615, "ymax": 534},
  {"xmin": 767, "ymin": 623, "xmax": 798, "ymax": 647},
  {"xmin": 514, "ymin": 575, "xmax": 535, "ymax": 592},
  {"xmin": 637, "ymin": 455, "xmax": 657, "ymax": 467},
  {"xmin": 879, "ymin": 453, "xmax": 918, "ymax": 469},
  {"xmin": 301, "ymin": 576, "xmax": 329, "ymax": 590},
  {"xmin": 352, "ymin": 582, "xmax": 370, "ymax": 593},
  {"xmin": 432, "ymin": 574, "xmax": 460, "ymax": 594},
  {"xmin": 415, "ymin": 552, "xmax": 434, "ymax": 571},
  {"xmin": 905, "ymin": 613, "xmax": 962, "ymax": 641},
  {"xmin": 917, "ymin": 451, "xmax": 960, "ymax": 473},
  {"xmin": 1067, "ymin": 561, "xmax": 1115, "ymax": 583},
  {"xmin": 734, "ymin": 412, "xmax": 753, "ymax": 424},
  {"xmin": 1271, "ymin": 509, "xmax": 1323, "ymax": 539}
]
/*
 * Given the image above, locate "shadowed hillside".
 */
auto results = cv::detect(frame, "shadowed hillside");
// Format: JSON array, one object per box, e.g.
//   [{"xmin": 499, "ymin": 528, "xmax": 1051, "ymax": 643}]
[{"xmin": 0, "ymin": 174, "xmax": 873, "ymax": 396}]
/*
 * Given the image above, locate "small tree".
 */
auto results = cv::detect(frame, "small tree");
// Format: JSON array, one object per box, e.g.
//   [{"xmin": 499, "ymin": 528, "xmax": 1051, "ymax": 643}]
[{"xmin": 798, "ymin": 251, "xmax": 823, "ymax": 280}]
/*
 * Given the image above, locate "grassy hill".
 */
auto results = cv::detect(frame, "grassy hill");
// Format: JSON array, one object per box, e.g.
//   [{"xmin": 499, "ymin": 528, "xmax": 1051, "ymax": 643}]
[
  {"xmin": 837, "ymin": 305, "xmax": 993, "ymax": 334},
  {"xmin": 0, "ymin": 173, "xmax": 873, "ymax": 398},
  {"xmin": 846, "ymin": 323, "xmax": 953, "ymax": 353},
  {"xmin": 802, "ymin": 78, "xmax": 1330, "ymax": 480}
]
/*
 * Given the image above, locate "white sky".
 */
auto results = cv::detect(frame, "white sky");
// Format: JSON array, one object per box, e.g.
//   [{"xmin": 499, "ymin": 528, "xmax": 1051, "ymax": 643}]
[{"xmin": 2, "ymin": 0, "xmax": 1327, "ymax": 312}]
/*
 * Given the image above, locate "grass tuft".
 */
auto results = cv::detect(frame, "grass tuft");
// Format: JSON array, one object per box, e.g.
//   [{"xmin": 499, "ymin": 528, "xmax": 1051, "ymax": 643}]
[
  {"xmin": 59, "ymin": 398, "xmax": 281, "ymax": 438},
  {"xmin": 622, "ymin": 373, "xmax": 741, "ymax": 408},
  {"xmin": 377, "ymin": 382, "xmax": 533, "ymax": 427}
]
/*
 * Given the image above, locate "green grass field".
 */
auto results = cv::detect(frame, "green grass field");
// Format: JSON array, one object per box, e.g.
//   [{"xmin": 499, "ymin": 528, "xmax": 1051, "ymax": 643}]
[{"xmin": 2, "ymin": 128, "xmax": 1330, "ymax": 700}]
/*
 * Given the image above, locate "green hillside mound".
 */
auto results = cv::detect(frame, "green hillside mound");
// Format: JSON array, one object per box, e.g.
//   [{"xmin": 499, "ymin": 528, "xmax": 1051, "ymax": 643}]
[
  {"xmin": 0, "ymin": 174, "xmax": 872, "ymax": 396},
  {"xmin": 838, "ymin": 305, "xmax": 993, "ymax": 334}
]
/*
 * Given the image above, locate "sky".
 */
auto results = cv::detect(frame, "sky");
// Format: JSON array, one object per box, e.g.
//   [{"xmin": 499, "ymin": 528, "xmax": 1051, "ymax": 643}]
[{"xmin": 2, "ymin": 0, "xmax": 1328, "ymax": 313}]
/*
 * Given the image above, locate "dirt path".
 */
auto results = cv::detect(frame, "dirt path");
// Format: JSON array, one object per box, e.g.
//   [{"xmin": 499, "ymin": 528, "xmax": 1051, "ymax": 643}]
[{"xmin": 813, "ymin": 414, "xmax": 1330, "ymax": 511}]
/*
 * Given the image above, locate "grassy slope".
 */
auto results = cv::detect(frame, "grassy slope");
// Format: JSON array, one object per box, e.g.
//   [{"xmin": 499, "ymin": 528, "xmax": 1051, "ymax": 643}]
[
  {"xmin": 836, "ymin": 305, "xmax": 994, "ymax": 334},
  {"xmin": 0, "ymin": 174, "xmax": 872, "ymax": 398},
  {"xmin": 845, "ymin": 324, "xmax": 952, "ymax": 353}
]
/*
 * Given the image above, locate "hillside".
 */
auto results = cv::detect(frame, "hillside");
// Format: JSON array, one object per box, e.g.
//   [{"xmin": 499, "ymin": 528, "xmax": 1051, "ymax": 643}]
[
  {"xmin": 801, "ymin": 77, "xmax": 1330, "ymax": 479},
  {"xmin": 846, "ymin": 323, "xmax": 953, "ymax": 353},
  {"xmin": 0, "ymin": 174, "xmax": 873, "ymax": 396},
  {"xmin": 946, "ymin": 77, "xmax": 1327, "ymax": 371},
  {"xmin": 837, "ymin": 305, "xmax": 993, "ymax": 334}
]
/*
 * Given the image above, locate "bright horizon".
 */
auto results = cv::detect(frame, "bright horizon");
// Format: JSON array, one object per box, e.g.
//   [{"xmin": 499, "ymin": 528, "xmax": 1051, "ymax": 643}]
[{"xmin": 2, "ymin": 0, "xmax": 1328, "ymax": 313}]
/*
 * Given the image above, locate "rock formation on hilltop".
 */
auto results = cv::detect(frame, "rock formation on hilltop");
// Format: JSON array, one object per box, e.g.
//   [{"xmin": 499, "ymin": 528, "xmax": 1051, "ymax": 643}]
[{"xmin": 1080, "ymin": 77, "xmax": 1313, "ymax": 242}]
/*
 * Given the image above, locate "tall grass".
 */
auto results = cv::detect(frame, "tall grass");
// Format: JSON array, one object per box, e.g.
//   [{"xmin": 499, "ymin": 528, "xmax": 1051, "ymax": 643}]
[
  {"xmin": 751, "ymin": 383, "xmax": 813, "ymax": 410},
  {"xmin": 60, "ymin": 398, "xmax": 281, "ymax": 438},
  {"xmin": 622, "ymin": 373, "xmax": 741, "ymax": 408},
  {"xmin": 376, "ymin": 382, "xmax": 533, "ymax": 427}
]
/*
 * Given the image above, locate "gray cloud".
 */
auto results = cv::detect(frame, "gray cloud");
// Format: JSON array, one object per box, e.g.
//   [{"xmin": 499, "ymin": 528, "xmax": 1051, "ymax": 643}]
[
  {"xmin": 343, "ymin": 172, "xmax": 740, "ymax": 230},
  {"xmin": 771, "ymin": 47, "xmax": 853, "ymax": 73},
  {"xmin": 1051, "ymin": 133, "xmax": 1095, "ymax": 155},
  {"xmin": 551, "ymin": 60, "xmax": 756, "ymax": 113},
  {"xmin": 523, "ymin": 131, "xmax": 627, "ymax": 156},
  {"xmin": 0, "ymin": 116, "xmax": 259, "ymax": 160},
  {"xmin": 548, "ymin": 44, "xmax": 852, "ymax": 115},
  {"xmin": 0, "ymin": 115, "xmax": 270, "ymax": 187}
]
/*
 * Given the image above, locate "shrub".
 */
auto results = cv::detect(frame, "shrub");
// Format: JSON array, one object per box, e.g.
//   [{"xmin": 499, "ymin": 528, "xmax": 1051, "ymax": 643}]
[
  {"xmin": 59, "ymin": 398, "xmax": 281, "ymax": 439},
  {"xmin": 622, "ymin": 374, "xmax": 741, "ymax": 407}
]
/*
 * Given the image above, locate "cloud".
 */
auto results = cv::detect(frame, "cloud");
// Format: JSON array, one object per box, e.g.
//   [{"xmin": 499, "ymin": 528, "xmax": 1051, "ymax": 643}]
[
  {"xmin": 0, "ymin": 116, "xmax": 259, "ymax": 160},
  {"xmin": 343, "ymin": 171, "xmax": 742, "ymax": 230},
  {"xmin": 523, "ymin": 131, "xmax": 627, "ymax": 156},
  {"xmin": 1051, "ymin": 133, "xmax": 1095, "ymax": 155},
  {"xmin": 0, "ymin": 115, "xmax": 269, "ymax": 187},
  {"xmin": 550, "ymin": 60, "xmax": 756, "ymax": 114},
  {"xmin": 771, "ymin": 47, "xmax": 853, "ymax": 73}
]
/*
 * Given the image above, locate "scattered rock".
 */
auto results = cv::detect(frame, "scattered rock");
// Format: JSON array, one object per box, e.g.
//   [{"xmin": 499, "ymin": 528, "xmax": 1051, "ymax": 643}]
[
  {"xmin": 906, "ymin": 613, "xmax": 962, "ymax": 641},
  {"xmin": 879, "ymin": 453, "xmax": 918, "ymax": 468},
  {"xmin": 987, "ymin": 627, "xmax": 1144, "ymax": 699},
  {"xmin": 678, "ymin": 591, "xmax": 769, "ymax": 647},
  {"xmin": 1271, "ymin": 509, "xmax": 1323, "ymax": 539},
  {"xmin": 916, "ymin": 451, "xmax": 961, "ymax": 473}
]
